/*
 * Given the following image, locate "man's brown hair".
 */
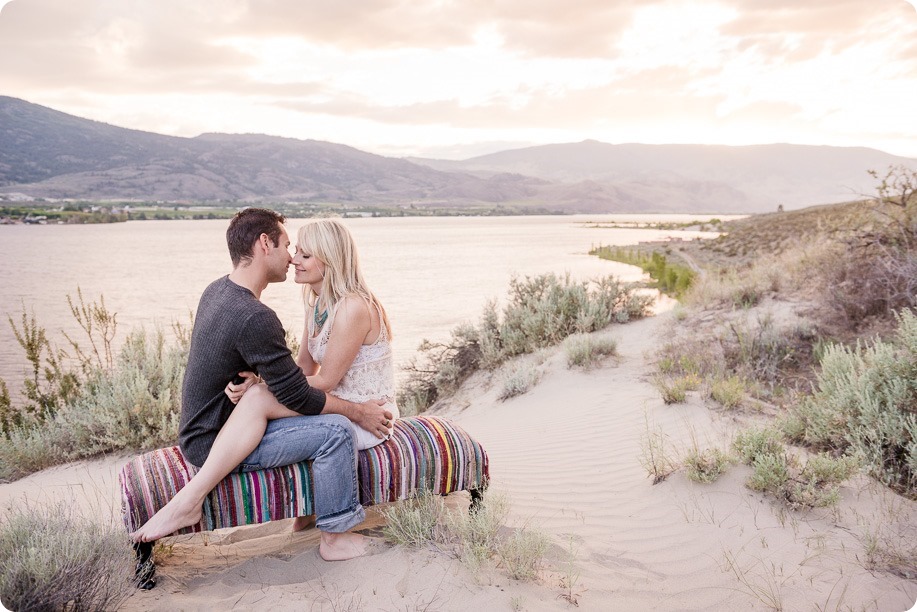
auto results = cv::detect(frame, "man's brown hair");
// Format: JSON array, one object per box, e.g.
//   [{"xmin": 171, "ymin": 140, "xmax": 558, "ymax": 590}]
[{"xmin": 226, "ymin": 208, "xmax": 286, "ymax": 267}]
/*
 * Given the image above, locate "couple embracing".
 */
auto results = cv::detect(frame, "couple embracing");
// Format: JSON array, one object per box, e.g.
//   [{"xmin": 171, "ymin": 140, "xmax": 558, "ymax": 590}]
[{"xmin": 131, "ymin": 208, "xmax": 398, "ymax": 561}]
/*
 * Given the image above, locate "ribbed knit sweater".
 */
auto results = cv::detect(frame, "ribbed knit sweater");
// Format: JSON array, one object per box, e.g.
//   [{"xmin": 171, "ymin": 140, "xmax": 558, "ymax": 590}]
[{"xmin": 179, "ymin": 276, "xmax": 326, "ymax": 466}]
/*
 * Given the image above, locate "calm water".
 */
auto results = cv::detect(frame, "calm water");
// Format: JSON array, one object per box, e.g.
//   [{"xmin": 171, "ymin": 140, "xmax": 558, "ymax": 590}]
[{"xmin": 0, "ymin": 215, "xmax": 726, "ymax": 393}]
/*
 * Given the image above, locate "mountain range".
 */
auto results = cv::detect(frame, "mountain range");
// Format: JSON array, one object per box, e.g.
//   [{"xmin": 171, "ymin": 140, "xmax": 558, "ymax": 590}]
[{"xmin": 2, "ymin": 96, "xmax": 915, "ymax": 213}]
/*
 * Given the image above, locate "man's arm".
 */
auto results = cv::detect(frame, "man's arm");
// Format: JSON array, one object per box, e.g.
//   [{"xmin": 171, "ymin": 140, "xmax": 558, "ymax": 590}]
[
  {"xmin": 239, "ymin": 309, "xmax": 392, "ymax": 438},
  {"xmin": 238, "ymin": 310, "xmax": 326, "ymax": 415},
  {"xmin": 322, "ymin": 394, "xmax": 394, "ymax": 440}
]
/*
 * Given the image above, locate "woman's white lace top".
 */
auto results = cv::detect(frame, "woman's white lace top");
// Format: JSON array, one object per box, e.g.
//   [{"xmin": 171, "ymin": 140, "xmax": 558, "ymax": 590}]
[{"xmin": 307, "ymin": 298, "xmax": 398, "ymax": 449}]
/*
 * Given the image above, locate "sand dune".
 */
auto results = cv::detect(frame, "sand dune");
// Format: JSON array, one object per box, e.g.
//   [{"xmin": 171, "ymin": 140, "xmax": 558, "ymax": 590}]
[{"xmin": 2, "ymin": 311, "xmax": 915, "ymax": 611}]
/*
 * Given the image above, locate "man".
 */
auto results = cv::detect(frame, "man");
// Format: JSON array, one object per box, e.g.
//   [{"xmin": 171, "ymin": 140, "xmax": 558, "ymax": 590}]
[{"xmin": 131, "ymin": 208, "xmax": 392, "ymax": 561}]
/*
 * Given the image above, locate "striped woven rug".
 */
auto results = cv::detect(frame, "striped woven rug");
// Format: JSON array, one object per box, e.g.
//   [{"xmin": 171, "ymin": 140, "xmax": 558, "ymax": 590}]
[{"xmin": 120, "ymin": 416, "xmax": 489, "ymax": 535}]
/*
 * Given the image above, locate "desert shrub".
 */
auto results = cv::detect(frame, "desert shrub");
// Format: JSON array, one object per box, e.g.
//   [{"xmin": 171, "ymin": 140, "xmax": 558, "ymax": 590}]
[
  {"xmin": 815, "ymin": 241, "xmax": 917, "ymax": 326},
  {"xmin": 640, "ymin": 417, "xmax": 679, "ymax": 483},
  {"xmin": 653, "ymin": 375, "xmax": 697, "ymax": 404},
  {"xmin": 732, "ymin": 427, "xmax": 784, "ymax": 464},
  {"xmin": 498, "ymin": 528, "xmax": 550, "ymax": 581},
  {"xmin": 55, "ymin": 327, "xmax": 186, "ymax": 456},
  {"xmin": 0, "ymin": 421, "xmax": 72, "ymax": 481},
  {"xmin": 683, "ymin": 447, "xmax": 731, "ymax": 483},
  {"xmin": 4, "ymin": 307, "xmax": 82, "ymax": 431},
  {"xmin": 0, "ymin": 380, "xmax": 11, "ymax": 435},
  {"xmin": 813, "ymin": 168, "xmax": 917, "ymax": 327},
  {"xmin": 0, "ymin": 502, "xmax": 134, "ymax": 612},
  {"xmin": 382, "ymin": 493, "xmax": 549, "ymax": 582},
  {"xmin": 747, "ymin": 452, "xmax": 791, "ymax": 496},
  {"xmin": 399, "ymin": 273, "xmax": 651, "ymax": 412},
  {"xmin": 720, "ymin": 315, "xmax": 797, "ymax": 386},
  {"xmin": 709, "ymin": 375, "xmax": 746, "ymax": 409},
  {"xmin": 786, "ymin": 309, "xmax": 917, "ymax": 495},
  {"xmin": 397, "ymin": 322, "xmax": 487, "ymax": 415},
  {"xmin": 0, "ymin": 291, "xmax": 192, "ymax": 483},
  {"xmin": 783, "ymin": 454, "xmax": 860, "ymax": 508},
  {"xmin": 655, "ymin": 337, "xmax": 725, "ymax": 380},
  {"xmin": 380, "ymin": 491, "xmax": 447, "ymax": 547},
  {"xmin": 448, "ymin": 494, "xmax": 509, "ymax": 571},
  {"xmin": 564, "ymin": 333, "xmax": 617, "ymax": 368},
  {"xmin": 686, "ymin": 262, "xmax": 783, "ymax": 309},
  {"xmin": 734, "ymin": 427, "xmax": 859, "ymax": 507},
  {"xmin": 499, "ymin": 364, "xmax": 542, "ymax": 401}
]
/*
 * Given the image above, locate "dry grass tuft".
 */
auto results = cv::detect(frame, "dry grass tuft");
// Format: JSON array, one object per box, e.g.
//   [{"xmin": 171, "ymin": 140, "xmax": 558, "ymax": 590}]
[{"xmin": 0, "ymin": 502, "xmax": 134, "ymax": 612}]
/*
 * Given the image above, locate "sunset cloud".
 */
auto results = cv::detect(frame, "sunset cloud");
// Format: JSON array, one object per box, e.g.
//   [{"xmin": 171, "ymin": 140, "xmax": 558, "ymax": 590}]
[{"xmin": 0, "ymin": 0, "xmax": 914, "ymax": 158}]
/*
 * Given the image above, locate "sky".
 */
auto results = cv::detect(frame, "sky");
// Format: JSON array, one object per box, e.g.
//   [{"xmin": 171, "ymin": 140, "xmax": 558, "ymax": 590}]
[{"xmin": 1, "ymin": 0, "xmax": 916, "ymax": 160}]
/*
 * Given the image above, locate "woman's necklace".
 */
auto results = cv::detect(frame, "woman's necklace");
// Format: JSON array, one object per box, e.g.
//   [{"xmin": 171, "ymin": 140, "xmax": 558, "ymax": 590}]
[{"xmin": 313, "ymin": 302, "xmax": 328, "ymax": 328}]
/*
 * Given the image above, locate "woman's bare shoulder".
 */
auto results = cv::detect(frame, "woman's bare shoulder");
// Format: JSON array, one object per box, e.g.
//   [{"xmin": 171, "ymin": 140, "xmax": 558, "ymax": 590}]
[{"xmin": 335, "ymin": 294, "xmax": 373, "ymax": 324}]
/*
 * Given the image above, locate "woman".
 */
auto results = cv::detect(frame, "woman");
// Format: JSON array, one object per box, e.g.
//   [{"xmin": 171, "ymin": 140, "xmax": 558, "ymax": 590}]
[{"xmin": 228, "ymin": 218, "xmax": 398, "ymax": 450}]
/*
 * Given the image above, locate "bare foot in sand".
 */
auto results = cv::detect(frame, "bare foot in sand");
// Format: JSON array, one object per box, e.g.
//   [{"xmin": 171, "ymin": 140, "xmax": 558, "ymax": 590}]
[
  {"xmin": 292, "ymin": 515, "xmax": 315, "ymax": 532},
  {"xmin": 319, "ymin": 531, "xmax": 368, "ymax": 561},
  {"xmin": 130, "ymin": 496, "xmax": 203, "ymax": 543}
]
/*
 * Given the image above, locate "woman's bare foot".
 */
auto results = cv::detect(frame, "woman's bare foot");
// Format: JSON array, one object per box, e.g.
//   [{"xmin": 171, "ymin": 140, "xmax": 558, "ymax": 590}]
[
  {"xmin": 319, "ymin": 531, "xmax": 368, "ymax": 561},
  {"xmin": 292, "ymin": 515, "xmax": 316, "ymax": 532},
  {"xmin": 130, "ymin": 497, "xmax": 203, "ymax": 543}
]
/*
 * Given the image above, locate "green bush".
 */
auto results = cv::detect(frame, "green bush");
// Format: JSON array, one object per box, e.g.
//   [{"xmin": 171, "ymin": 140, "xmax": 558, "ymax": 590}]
[
  {"xmin": 733, "ymin": 427, "xmax": 859, "ymax": 507},
  {"xmin": 747, "ymin": 452, "xmax": 791, "ymax": 495},
  {"xmin": 498, "ymin": 528, "xmax": 550, "ymax": 581},
  {"xmin": 448, "ymin": 494, "xmax": 509, "ymax": 571},
  {"xmin": 591, "ymin": 247, "xmax": 696, "ymax": 298},
  {"xmin": 786, "ymin": 309, "xmax": 917, "ymax": 495},
  {"xmin": 654, "ymin": 375, "xmax": 698, "ymax": 404},
  {"xmin": 0, "ymin": 293, "xmax": 190, "ymax": 482},
  {"xmin": 399, "ymin": 273, "xmax": 651, "ymax": 412},
  {"xmin": 709, "ymin": 375, "xmax": 745, "ymax": 409},
  {"xmin": 0, "ymin": 327, "xmax": 186, "ymax": 482},
  {"xmin": 0, "ymin": 502, "xmax": 133, "ymax": 611},
  {"xmin": 683, "ymin": 447, "xmax": 731, "ymax": 483},
  {"xmin": 499, "ymin": 364, "xmax": 542, "ymax": 401},
  {"xmin": 732, "ymin": 427, "xmax": 784, "ymax": 465},
  {"xmin": 380, "ymin": 491, "xmax": 447, "ymax": 547},
  {"xmin": 564, "ymin": 333, "xmax": 617, "ymax": 368}
]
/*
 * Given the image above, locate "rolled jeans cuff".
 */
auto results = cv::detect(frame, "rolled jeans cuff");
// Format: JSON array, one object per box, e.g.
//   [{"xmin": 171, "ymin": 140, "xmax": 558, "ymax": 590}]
[{"xmin": 316, "ymin": 503, "xmax": 366, "ymax": 533}]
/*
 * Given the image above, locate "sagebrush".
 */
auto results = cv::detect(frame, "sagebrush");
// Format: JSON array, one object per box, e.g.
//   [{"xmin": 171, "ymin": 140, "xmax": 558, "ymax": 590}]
[
  {"xmin": 399, "ymin": 273, "xmax": 651, "ymax": 412},
  {"xmin": 0, "ymin": 502, "xmax": 134, "ymax": 612},
  {"xmin": 0, "ymin": 293, "xmax": 190, "ymax": 482}
]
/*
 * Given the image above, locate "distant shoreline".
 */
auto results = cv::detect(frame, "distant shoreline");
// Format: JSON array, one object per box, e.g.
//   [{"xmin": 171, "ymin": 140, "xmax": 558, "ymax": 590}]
[{"xmin": 0, "ymin": 202, "xmax": 744, "ymax": 225}]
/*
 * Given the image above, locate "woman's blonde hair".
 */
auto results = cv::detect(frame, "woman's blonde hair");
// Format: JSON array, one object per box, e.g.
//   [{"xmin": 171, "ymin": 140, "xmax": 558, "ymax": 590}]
[{"xmin": 297, "ymin": 218, "xmax": 392, "ymax": 337}]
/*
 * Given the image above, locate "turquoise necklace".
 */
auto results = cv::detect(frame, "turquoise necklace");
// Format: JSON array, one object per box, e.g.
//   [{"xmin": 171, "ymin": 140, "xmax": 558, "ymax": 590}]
[{"xmin": 313, "ymin": 302, "xmax": 328, "ymax": 328}]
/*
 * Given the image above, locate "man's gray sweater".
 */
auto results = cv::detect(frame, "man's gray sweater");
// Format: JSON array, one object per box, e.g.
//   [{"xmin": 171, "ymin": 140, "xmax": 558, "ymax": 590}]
[{"xmin": 179, "ymin": 276, "xmax": 326, "ymax": 466}]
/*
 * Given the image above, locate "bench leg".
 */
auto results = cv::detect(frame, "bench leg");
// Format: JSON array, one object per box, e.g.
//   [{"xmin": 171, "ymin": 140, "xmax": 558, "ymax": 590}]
[
  {"xmin": 469, "ymin": 487, "xmax": 484, "ymax": 514},
  {"xmin": 133, "ymin": 541, "xmax": 157, "ymax": 590}
]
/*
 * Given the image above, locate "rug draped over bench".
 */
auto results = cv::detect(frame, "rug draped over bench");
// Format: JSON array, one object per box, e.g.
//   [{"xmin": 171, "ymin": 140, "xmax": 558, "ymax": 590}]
[{"xmin": 120, "ymin": 415, "xmax": 490, "ymax": 536}]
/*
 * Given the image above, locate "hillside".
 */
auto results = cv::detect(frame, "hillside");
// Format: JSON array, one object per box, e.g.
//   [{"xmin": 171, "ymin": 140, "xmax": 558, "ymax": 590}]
[
  {"xmin": 0, "ymin": 97, "xmax": 546, "ymax": 206},
  {"xmin": 3, "ymin": 97, "xmax": 915, "ymax": 212},
  {"xmin": 412, "ymin": 140, "xmax": 917, "ymax": 209}
]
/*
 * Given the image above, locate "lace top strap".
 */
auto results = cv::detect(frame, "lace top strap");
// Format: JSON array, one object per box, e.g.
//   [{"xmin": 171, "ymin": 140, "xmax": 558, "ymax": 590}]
[{"xmin": 372, "ymin": 299, "xmax": 389, "ymax": 342}]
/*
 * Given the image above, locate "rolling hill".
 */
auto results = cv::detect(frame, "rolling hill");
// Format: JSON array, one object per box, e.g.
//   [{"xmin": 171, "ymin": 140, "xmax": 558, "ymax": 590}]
[{"xmin": 3, "ymin": 97, "xmax": 914, "ymax": 213}]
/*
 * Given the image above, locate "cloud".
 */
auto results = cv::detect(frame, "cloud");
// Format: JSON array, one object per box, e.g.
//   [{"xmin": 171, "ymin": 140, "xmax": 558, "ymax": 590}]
[
  {"xmin": 0, "ymin": 0, "xmax": 914, "ymax": 157},
  {"xmin": 0, "ymin": 0, "xmax": 255, "ymax": 91},
  {"xmin": 722, "ymin": 0, "xmax": 916, "ymax": 62}
]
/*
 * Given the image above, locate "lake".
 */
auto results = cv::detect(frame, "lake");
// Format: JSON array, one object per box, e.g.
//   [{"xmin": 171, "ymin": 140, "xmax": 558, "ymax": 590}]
[{"xmin": 0, "ymin": 214, "xmax": 728, "ymax": 395}]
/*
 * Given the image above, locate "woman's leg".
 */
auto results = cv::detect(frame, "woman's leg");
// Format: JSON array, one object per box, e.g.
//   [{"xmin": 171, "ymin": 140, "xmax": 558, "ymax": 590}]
[{"xmin": 131, "ymin": 384, "xmax": 296, "ymax": 542}]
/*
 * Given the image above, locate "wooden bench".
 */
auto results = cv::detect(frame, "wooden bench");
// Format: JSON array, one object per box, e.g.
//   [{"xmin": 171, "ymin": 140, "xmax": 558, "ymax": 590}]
[{"xmin": 119, "ymin": 416, "xmax": 490, "ymax": 589}]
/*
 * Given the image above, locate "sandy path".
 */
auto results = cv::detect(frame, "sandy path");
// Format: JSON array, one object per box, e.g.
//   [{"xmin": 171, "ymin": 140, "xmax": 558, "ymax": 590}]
[{"xmin": 439, "ymin": 312, "xmax": 917, "ymax": 611}]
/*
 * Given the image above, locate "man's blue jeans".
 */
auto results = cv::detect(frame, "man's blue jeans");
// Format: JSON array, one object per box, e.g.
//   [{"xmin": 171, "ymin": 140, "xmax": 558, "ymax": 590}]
[{"xmin": 234, "ymin": 414, "xmax": 365, "ymax": 533}]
